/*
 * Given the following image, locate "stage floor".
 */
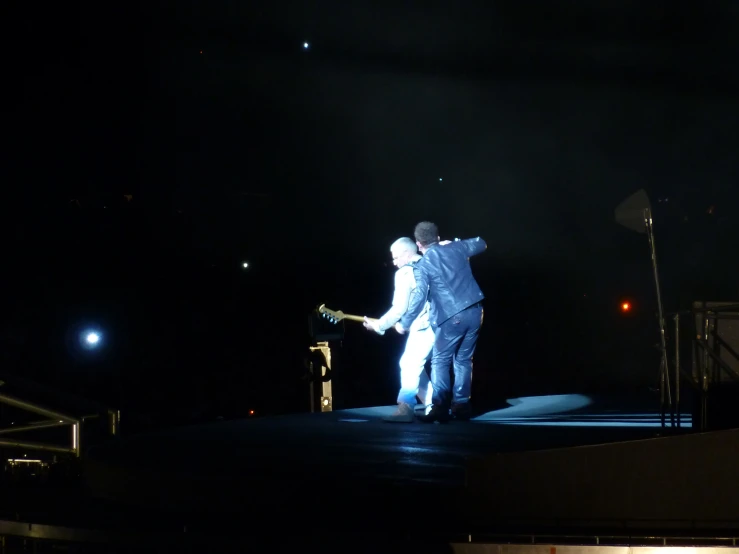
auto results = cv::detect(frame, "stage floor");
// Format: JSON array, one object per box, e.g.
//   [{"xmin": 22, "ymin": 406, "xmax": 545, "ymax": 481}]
[
  {"xmin": 0, "ymin": 391, "xmax": 706, "ymax": 547},
  {"xmin": 79, "ymin": 393, "xmax": 691, "ymax": 528}
]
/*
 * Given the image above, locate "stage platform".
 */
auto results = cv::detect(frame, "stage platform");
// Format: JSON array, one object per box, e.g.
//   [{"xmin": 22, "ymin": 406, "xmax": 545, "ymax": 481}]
[
  {"xmin": 5, "ymin": 391, "xmax": 739, "ymax": 550},
  {"xmin": 8, "ymin": 392, "xmax": 739, "ymax": 551},
  {"xmin": 80, "ymin": 394, "xmax": 703, "ymax": 534},
  {"xmin": 85, "ymin": 394, "xmax": 679, "ymax": 492}
]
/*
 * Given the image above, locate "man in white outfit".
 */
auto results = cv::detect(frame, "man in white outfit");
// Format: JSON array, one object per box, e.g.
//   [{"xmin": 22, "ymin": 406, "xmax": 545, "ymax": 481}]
[{"xmin": 363, "ymin": 237, "xmax": 434, "ymax": 423}]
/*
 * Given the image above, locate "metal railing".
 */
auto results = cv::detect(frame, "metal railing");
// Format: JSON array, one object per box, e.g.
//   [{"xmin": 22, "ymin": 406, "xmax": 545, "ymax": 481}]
[
  {"xmin": 0, "ymin": 389, "xmax": 119, "ymax": 457},
  {"xmin": 669, "ymin": 302, "xmax": 739, "ymax": 431}
]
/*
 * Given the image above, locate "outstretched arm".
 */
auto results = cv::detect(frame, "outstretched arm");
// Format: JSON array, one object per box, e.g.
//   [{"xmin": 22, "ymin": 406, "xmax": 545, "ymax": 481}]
[{"xmin": 459, "ymin": 237, "xmax": 487, "ymax": 257}]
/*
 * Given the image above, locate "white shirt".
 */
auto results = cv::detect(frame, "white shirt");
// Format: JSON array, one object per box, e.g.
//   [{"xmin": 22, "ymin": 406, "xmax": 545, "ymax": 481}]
[{"xmin": 376, "ymin": 254, "xmax": 430, "ymax": 333}]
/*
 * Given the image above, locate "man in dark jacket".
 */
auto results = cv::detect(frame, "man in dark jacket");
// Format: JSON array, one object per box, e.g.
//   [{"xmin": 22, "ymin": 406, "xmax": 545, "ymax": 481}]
[{"xmin": 397, "ymin": 221, "xmax": 486, "ymax": 423}]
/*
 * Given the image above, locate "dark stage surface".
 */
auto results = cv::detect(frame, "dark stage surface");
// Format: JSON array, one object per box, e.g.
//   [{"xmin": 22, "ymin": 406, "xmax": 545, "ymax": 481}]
[
  {"xmin": 76, "ymin": 393, "xmax": 692, "ymax": 534},
  {"xmin": 13, "ymin": 390, "xmax": 739, "ymax": 552}
]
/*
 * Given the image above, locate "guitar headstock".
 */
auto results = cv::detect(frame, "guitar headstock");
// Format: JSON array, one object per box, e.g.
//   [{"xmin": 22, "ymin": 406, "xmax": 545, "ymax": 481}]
[{"xmin": 318, "ymin": 304, "xmax": 345, "ymax": 324}]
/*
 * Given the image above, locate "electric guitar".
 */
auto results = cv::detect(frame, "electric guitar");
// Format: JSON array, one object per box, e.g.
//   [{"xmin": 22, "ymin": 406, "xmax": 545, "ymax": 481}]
[{"xmin": 318, "ymin": 304, "xmax": 378, "ymax": 325}]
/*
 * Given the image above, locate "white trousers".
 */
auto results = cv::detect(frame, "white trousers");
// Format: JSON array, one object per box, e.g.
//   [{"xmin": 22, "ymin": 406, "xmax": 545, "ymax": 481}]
[{"xmin": 396, "ymin": 325, "xmax": 435, "ymax": 406}]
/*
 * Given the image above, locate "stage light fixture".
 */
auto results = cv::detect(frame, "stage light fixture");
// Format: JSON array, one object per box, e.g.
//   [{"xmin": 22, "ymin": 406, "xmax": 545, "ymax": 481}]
[{"xmin": 615, "ymin": 189, "xmax": 671, "ymax": 425}]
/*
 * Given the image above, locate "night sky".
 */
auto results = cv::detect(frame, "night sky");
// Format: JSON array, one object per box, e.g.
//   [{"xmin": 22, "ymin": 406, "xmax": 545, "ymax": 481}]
[{"xmin": 4, "ymin": 2, "xmax": 739, "ymax": 425}]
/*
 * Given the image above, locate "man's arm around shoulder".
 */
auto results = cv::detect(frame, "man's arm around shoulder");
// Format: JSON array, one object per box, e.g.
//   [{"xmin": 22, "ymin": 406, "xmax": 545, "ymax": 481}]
[
  {"xmin": 375, "ymin": 267, "xmax": 413, "ymax": 332},
  {"xmin": 398, "ymin": 263, "xmax": 429, "ymax": 331}
]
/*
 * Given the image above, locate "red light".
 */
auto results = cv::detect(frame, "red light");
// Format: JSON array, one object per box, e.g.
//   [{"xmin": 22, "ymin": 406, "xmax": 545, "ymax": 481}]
[
  {"xmin": 621, "ymin": 302, "xmax": 631, "ymax": 312},
  {"xmin": 249, "ymin": 410, "xmax": 255, "ymax": 416}
]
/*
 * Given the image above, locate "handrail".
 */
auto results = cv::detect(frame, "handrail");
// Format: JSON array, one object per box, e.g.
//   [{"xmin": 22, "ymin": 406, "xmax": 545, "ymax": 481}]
[
  {"xmin": 688, "ymin": 301, "xmax": 739, "ymax": 431},
  {"xmin": 0, "ymin": 391, "xmax": 120, "ymax": 458},
  {"xmin": 694, "ymin": 303, "xmax": 739, "ymax": 313},
  {"xmin": 0, "ymin": 391, "xmax": 77, "ymax": 423}
]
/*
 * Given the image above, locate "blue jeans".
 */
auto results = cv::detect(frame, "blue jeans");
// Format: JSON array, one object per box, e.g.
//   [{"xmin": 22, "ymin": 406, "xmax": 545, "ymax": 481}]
[{"xmin": 430, "ymin": 304, "xmax": 483, "ymax": 408}]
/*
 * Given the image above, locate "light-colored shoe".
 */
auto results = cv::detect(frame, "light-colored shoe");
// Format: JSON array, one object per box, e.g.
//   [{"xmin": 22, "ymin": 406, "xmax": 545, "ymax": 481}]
[{"xmin": 383, "ymin": 402, "xmax": 415, "ymax": 423}]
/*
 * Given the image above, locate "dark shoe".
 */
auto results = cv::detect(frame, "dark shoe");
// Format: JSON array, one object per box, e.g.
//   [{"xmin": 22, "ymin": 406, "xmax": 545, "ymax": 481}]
[
  {"xmin": 417, "ymin": 405, "xmax": 451, "ymax": 424},
  {"xmin": 414, "ymin": 404, "xmax": 433, "ymax": 416},
  {"xmin": 452, "ymin": 402, "xmax": 472, "ymax": 421}
]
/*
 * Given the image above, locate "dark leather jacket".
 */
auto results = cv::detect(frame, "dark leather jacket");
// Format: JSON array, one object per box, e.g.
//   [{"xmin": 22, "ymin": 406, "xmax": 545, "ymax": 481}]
[{"xmin": 400, "ymin": 237, "xmax": 486, "ymax": 329}]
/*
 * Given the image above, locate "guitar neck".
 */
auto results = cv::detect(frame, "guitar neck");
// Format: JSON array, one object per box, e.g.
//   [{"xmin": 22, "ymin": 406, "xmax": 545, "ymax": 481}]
[{"xmin": 342, "ymin": 314, "xmax": 372, "ymax": 323}]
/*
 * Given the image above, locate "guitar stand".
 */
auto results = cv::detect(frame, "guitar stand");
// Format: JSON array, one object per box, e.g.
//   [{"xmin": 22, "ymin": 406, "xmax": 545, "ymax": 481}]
[{"xmin": 308, "ymin": 342, "xmax": 333, "ymax": 412}]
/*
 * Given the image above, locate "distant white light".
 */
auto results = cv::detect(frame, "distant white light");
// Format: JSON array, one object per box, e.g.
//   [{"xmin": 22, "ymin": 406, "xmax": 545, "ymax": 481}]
[
  {"xmin": 439, "ymin": 178, "xmax": 443, "ymax": 181},
  {"xmin": 242, "ymin": 262, "xmax": 249, "ymax": 269},
  {"xmin": 303, "ymin": 42, "xmax": 309, "ymax": 49},
  {"xmin": 74, "ymin": 327, "xmax": 104, "ymax": 353}
]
